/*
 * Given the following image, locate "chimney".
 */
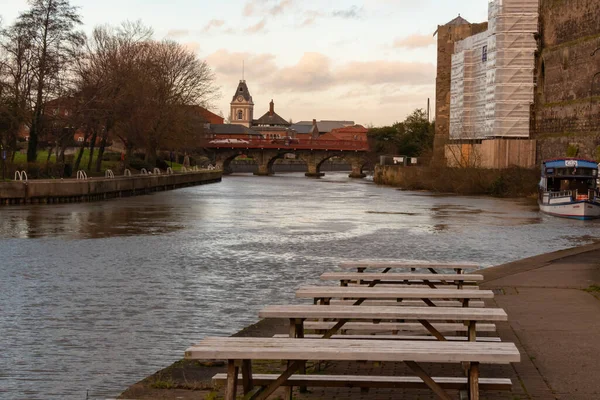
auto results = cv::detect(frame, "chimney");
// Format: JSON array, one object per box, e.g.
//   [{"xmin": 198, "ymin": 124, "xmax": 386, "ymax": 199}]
[
  {"xmin": 312, "ymin": 119, "xmax": 317, "ymax": 126},
  {"xmin": 269, "ymin": 99, "xmax": 274, "ymax": 116}
]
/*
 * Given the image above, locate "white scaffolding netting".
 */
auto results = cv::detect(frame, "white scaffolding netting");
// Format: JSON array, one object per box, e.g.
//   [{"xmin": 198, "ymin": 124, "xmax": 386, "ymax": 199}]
[{"xmin": 450, "ymin": 0, "xmax": 539, "ymax": 140}]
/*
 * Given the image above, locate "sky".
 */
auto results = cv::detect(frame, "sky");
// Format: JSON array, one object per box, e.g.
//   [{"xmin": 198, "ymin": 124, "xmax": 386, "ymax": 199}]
[{"xmin": 1, "ymin": 0, "xmax": 489, "ymax": 126}]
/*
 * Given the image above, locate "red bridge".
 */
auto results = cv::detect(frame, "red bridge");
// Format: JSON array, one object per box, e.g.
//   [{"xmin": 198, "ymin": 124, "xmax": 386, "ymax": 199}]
[
  {"xmin": 202, "ymin": 139, "xmax": 371, "ymax": 178},
  {"xmin": 202, "ymin": 138, "xmax": 370, "ymax": 152}
]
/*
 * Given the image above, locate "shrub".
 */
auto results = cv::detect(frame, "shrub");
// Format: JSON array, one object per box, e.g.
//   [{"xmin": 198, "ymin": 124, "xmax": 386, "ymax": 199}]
[
  {"xmin": 102, "ymin": 152, "xmax": 122, "ymax": 162},
  {"xmin": 566, "ymin": 144, "xmax": 579, "ymax": 158},
  {"xmin": 128, "ymin": 157, "xmax": 153, "ymax": 172},
  {"xmin": 155, "ymin": 158, "xmax": 169, "ymax": 170}
]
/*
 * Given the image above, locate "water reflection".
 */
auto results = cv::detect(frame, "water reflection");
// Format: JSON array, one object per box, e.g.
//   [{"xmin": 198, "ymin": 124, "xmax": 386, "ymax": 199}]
[
  {"xmin": 1, "ymin": 172, "xmax": 600, "ymax": 399},
  {"xmin": 0, "ymin": 202, "xmax": 185, "ymax": 239}
]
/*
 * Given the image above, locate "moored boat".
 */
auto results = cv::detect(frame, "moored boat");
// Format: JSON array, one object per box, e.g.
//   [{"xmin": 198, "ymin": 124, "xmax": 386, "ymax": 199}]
[{"xmin": 538, "ymin": 158, "xmax": 600, "ymax": 220}]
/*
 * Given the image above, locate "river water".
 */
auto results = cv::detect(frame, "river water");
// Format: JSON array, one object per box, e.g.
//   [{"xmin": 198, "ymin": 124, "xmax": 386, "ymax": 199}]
[{"xmin": 1, "ymin": 172, "xmax": 599, "ymax": 399}]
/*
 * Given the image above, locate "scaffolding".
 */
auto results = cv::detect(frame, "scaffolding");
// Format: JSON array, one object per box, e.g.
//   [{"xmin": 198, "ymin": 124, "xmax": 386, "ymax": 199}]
[{"xmin": 450, "ymin": 0, "xmax": 539, "ymax": 140}]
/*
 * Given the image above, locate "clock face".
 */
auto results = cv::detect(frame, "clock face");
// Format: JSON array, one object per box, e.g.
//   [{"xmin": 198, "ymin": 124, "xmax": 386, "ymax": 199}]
[{"xmin": 237, "ymin": 95, "xmax": 244, "ymax": 102}]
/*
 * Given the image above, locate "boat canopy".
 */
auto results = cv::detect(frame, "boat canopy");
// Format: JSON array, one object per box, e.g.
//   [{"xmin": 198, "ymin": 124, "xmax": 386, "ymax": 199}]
[
  {"xmin": 542, "ymin": 159, "xmax": 598, "ymax": 179},
  {"xmin": 542, "ymin": 159, "xmax": 599, "ymax": 170}
]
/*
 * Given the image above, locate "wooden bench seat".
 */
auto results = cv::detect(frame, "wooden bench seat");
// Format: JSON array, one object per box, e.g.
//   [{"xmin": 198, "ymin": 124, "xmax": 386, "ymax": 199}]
[
  {"xmin": 273, "ymin": 333, "xmax": 501, "ymax": 342},
  {"xmin": 303, "ymin": 321, "xmax": 497, "ymax": 333},
  {"xmin": 339, "ymin": 261, "xmax": 480, "ymax": 274},
  {"xmin": 328, "ymin": 299, "xmax": 486, "ymax": 307},
  {"xmin": 321, "ymin": 272, "xmax": 483, "ymax": 289},
  {"xmin": 213, "ymin": 373, "xmax": 512, "ymax": 391},
  {"xmin": 186, "ymin": 337, "xmax": 519, "ymax": 400},
  {"xmin": 296, "ymin": 287, "xmax": 491, "ymax": 302}
]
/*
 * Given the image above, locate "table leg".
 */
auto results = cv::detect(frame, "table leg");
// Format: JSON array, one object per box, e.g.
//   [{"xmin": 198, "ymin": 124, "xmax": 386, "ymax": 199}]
[
  {"xmin": 422, "ymin": 298, "xmax": 437, "ymax": 307},
  {"xmin": 405, "ymin": 361, "xmax": 452, "ymax": 400},
  {"xmin": 468, "ymin": 321, "xmax": 477, "ymax": 342},
  {"xmin": 242, "ymin": 360, "xmax": 253, "ymax": 395},
  {"xmin": 251, "ymin": 360, "xmax": 306, "ymax": 400},
  {"xmin": 225, "ymin": 360, "xmax": 239, "ymax": 400},
  {"xmin": 418, "ymin": 319, "xmax": 447, "ymax": 341},
  {"xmin": 468, "ymin": 362, "xmax": 480, "ymax": 400},
  {"xmin": 295, "ymin": 320, "xmax": 307, "ymax": 393}
]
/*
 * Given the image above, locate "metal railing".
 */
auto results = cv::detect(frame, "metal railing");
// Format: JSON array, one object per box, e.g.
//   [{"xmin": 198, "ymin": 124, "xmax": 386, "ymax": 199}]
[{"xmin": 201, "ymin": 138, "xmax": 370, "ymax": 151}]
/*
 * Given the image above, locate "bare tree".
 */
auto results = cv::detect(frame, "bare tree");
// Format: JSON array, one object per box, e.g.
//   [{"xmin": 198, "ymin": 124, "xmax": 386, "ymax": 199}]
[
  {"xmin": 0, "ymin": 22, "xmax": 35, "ymax": 161},
  {"xmin": 15, "ymin": 0, "xmax": 84, "ymax": 162}
]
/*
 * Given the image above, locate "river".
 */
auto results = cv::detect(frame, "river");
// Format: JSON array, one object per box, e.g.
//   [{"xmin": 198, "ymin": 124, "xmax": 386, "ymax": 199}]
[{"xmin": 1, "ymin": 172, "xmax": 599, "ymax": 399}]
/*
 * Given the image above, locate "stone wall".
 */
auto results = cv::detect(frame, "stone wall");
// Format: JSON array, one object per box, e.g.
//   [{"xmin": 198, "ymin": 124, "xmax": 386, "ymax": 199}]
[
  {"xmin": 533, "ymin": 0, "xmax": 600, "ymax": 160},
  {"xmin": 537, "ymin": 134, "xmax": 600, "ymax": 162}
]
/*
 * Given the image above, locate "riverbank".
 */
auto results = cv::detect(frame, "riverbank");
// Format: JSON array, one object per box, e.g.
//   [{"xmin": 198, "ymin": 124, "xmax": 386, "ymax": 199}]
[
  {"xmin": 118, "ymin": 242, "xmax": 600, "ymax": 399},
  {"xmin": 0, "ymin": 170, "xmax": 222, "ymax": 205},
  {"xmin": 374, "ymin": 165, "xmax": 539, "ymax": 197}
]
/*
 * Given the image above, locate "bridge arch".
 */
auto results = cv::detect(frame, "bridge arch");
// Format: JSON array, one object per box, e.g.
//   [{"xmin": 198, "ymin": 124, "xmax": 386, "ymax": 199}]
[{"xmin": 215, "ymin": 151, "xmax": 245, "ymax": 175}]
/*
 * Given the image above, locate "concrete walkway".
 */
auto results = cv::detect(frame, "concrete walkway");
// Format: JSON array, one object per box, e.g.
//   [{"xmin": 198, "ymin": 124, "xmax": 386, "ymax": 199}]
[
  {"xmin": 119, "ymin": 243, "xmax": 600, "ymax": 399},
  {"xmin": 480, "ymin": 242, "xmax": 600, "ymax": 400}
]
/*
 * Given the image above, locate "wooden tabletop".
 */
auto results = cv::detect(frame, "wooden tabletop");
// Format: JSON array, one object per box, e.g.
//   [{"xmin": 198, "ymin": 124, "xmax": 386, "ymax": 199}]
[
  {"xmin": 339, "ymin": 261, "xmax": 480, "ymax": 270},
  {"xmin": 321, "ymin": 272, "xmax": 484, "ymax": 282},
  {"xmin": 296, "ymin": 286, "xmax": 493, "ymax": 300},
  {"xmin": 186, "ymin": 337, "xmax": 520, "ymax": 363},
  {"xmin": 259, "ymin": 305, "xmax": 507, "ymax": 321}
]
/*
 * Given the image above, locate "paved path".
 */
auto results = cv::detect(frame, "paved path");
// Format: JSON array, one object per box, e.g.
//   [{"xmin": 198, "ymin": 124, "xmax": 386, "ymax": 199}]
[
  {"xmin": 119, "ymin": 243, "xmax": 600, "ymax": 399},
  {"xmin": 480, "ymin": 242, "xmax": 600, "ymax": 400}
]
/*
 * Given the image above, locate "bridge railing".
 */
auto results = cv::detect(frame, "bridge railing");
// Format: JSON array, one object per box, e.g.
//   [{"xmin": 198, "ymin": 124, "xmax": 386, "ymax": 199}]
[{"xmin": 201, "ymin": 138, "xmax": 370, "ymax": 151}]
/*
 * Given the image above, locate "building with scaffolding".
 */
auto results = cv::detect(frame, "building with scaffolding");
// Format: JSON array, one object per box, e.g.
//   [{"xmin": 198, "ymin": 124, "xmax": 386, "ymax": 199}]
[
  {"xmin": 444, "ymin": 0, "xmax": 539, "ymax": 168},
  {"xmin": 436, "ymin": 0, "xmax": 600, "ymax": 168}
]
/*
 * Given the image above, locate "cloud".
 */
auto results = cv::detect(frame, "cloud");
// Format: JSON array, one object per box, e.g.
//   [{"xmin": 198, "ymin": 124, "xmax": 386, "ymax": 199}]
[
  {"xmin": 244, "ymin": 18, "xmax": 267, "ymax": 34},
  {"xmin": 243, "ymin": 0, "xmax": 294, "ymax": 16},
  {"xmin": 166, "ymin": 29, "xmax": 189, "ymax": 38},
  {"xmin": 205, "ymin": 49, "xmax": 435, "ymax": 93},
  {"xmin": 205, "ymin": 50, "xmax": 278, "ymax": 82},
  {"xmin": 300, "ymin": 5, "xmax": 364, "ymax": 27},
  {"xmin": 331, "ymin": 5, "xmax": 364, "ymax": 19},
  {"xmin": 270, "ymin": 0, "xmax": 294, "ymax": 15},
  {"xmin": 183, "ymin": 42, "xmax": 201, "ymax": 54},
  {"xmin": 336, "ymin": 61, "xmax": 435, "ymax": 86},
  {"xmin": 203, "ymin": 19, "xmax": 225, "ymax": 33},
  {"xmin": 273, "ymin": 53, "xmax": 334, "ymax": 91},
  {"xmin": 243, "ymin": 1, "xmax": 256, "ymax": 16},
  {"xmin": 393, "ymin": 34, "xmax": 435, "ymax": 49},
  {"xmin": 300, "ymin": 11, "xmax": 321, "ymax": 27}
]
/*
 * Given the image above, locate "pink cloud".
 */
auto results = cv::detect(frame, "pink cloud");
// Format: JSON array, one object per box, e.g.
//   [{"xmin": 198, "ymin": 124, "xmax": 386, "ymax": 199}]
[
  {"xmin": 393, "ymin": 34, "xmax": 435, "ymax": 49},
  {"xmin": 203, "ymin": 19, "xmax": 225, "ymax": 33},
  {"xmin": 244, "ymin": 18, "xmax": 267, "ymax": 33}
]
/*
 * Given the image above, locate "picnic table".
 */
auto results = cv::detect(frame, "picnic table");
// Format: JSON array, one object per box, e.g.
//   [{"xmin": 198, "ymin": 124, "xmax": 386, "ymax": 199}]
[
  {"xmin": 259, "ymin": 304, "xmax": 507, "ymax": 341},
  {"xmin": 321, "ymin": 272, "xmax": 483, "ymax": 289},
  {"xmin": 339, "ymin": 261, "xmax": 480, "ymax": 274},
  {"xmin": 296, "ymin": 286, "xmax": 492, "ymax": 307},
  {"xmin": 186, "ymin": 337, "xmax": 519, "ymax": 400}
]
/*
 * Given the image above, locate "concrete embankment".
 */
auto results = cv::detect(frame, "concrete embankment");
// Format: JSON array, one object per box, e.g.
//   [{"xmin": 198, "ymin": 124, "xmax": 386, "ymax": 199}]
[
  {"xmin": 119, "ymin": 243, "xmax": 600, "ymax": 399},
  {"xmin": 0, "ymin": 170, "xmax": 222, "ymax": 205}
]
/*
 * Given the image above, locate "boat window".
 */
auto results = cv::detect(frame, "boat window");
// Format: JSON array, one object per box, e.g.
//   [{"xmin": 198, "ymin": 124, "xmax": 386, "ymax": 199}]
[{"xmin": 554, "ymin": 168, "xmax": 596, "ymax": 177}]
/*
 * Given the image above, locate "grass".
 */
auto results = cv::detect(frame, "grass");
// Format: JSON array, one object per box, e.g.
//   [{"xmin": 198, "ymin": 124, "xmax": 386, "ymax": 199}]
[
  {"xmin": 13, "ymin": 148, "xmax": 102, "ymax": 168},
  {"xmin": 584, "ymin": 285, "xmax": 600, "ymax": 294},
  {"xmin": 150, "ymin": 378, "xmax": 177, "ymax": 389}
]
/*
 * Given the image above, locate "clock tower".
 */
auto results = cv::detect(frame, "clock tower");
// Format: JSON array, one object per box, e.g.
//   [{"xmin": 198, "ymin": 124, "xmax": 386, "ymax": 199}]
[{"xmin": 230, "ymin": 80, "xmax": 254, "ymax": 128}]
